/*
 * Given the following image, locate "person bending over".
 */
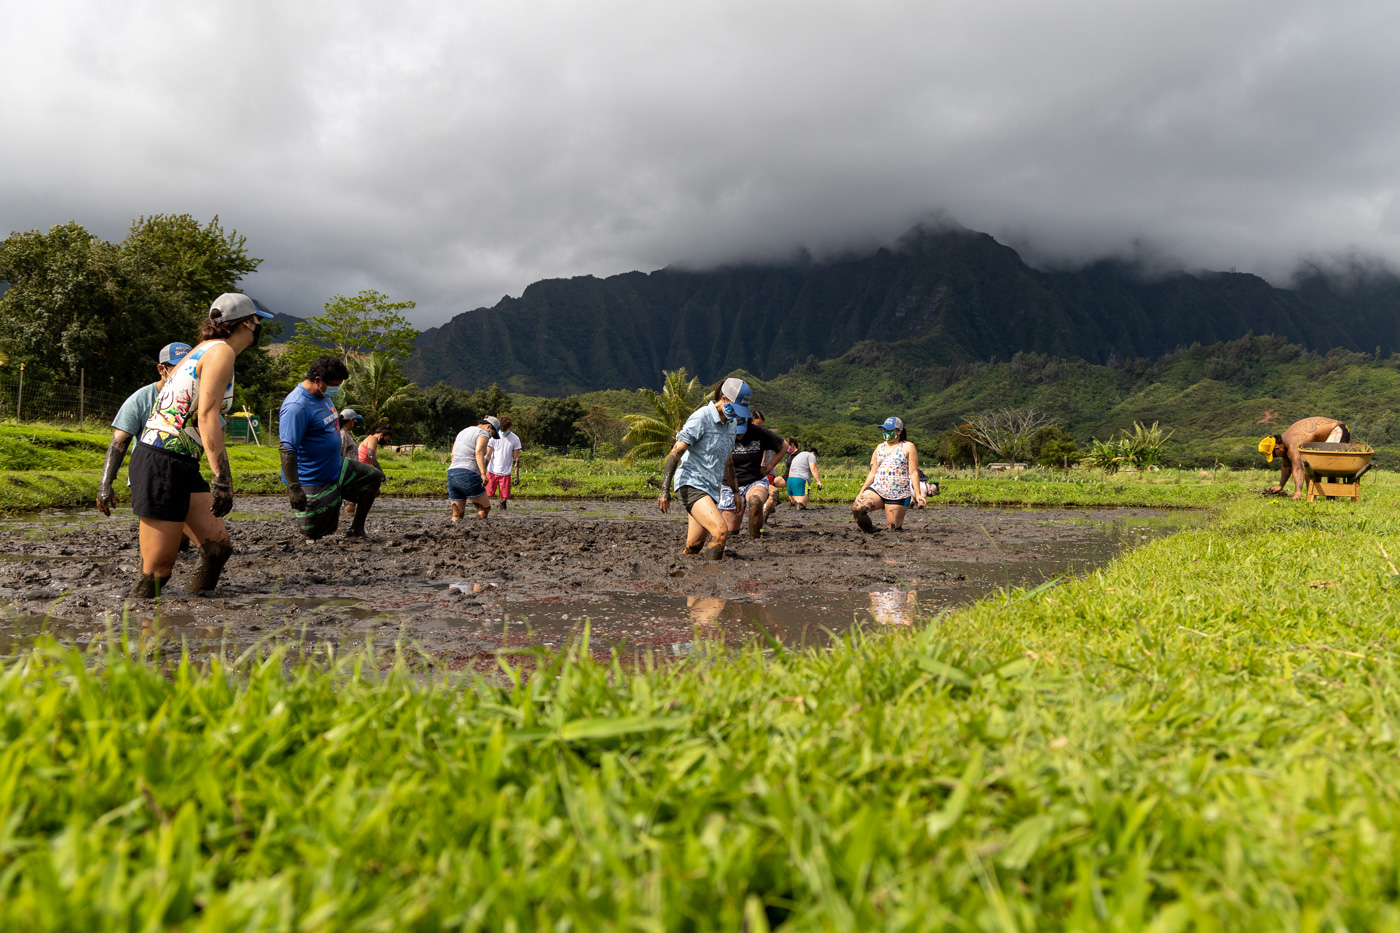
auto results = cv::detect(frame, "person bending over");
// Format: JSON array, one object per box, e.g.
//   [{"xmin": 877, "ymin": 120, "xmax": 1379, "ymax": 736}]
[
  {"xmin": 786, "ymin": 445, "xmax": 822, "ymax": 509},
  {"xmin": 449, "ymin": 416, "xmax": 500, "ymax": 521},
  {"xmin": 1259, "ymin": 417, "xmax": 1350, "ymax": 500},
  {"xmin": 658, "ymin": 378, "xmax": 747, "ymax": 559},
  {"xmin": 279, "ymin": 356, "xmax": 382, "ymax": 539},
  {"xmin": 358, "ymin": 424, "xmax": 391, "ymax": 476}
]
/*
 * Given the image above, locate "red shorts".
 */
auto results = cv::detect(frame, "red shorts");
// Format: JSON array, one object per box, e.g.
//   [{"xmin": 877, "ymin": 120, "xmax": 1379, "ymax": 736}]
[{"xmin": 486, "ymin": 472, "xmax": 512, "ymax": 498}]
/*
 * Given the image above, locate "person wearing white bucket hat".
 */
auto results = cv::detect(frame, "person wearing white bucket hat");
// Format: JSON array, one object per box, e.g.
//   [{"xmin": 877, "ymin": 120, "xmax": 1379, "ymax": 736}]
[{"xmin": 657, "ymin": 376, "xmax": 748, "ymax": 559}]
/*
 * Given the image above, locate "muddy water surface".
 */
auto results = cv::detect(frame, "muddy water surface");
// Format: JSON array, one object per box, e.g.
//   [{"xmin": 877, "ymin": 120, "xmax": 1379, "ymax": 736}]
[{"xmin": 0, "ymin": 497, "xmax": 1202, "ymax": 663}]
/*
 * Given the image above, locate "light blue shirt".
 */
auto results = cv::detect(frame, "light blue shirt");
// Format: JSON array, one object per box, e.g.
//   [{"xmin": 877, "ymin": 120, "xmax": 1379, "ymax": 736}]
[
  {"xmin": 112, "ymin": 382, "xmax": 160, "ymax": 436},
  {"xmin": 672, "ymin": 402, "xmax": 737, "ymax": 502}
]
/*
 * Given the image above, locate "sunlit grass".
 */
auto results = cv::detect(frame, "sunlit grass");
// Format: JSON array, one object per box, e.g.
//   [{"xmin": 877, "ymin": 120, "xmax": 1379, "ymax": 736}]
[{"xmin": 4, "ymin": 494, "xmax": 1400, "ymax": 926}]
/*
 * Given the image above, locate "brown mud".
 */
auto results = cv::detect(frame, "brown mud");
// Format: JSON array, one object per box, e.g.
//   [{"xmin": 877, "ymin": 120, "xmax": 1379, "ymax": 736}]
[{"xmin": 0, "ymin": 497, "xmax": 1200, "ymax": 663}]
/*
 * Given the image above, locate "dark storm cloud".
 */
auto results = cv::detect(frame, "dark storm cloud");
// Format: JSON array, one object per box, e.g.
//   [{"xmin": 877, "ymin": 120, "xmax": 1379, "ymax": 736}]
[{"xmin": 4, "ymin": 0, "xmax": 1399, "ymax": 326}]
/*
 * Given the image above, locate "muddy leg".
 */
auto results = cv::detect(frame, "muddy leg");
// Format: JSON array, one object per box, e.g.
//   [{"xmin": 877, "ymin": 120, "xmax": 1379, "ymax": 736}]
[
  {"xmin": 187, "ymin": 539, "xmax": 234, "ymax": 594},
  {"xmin": 346, "ymin": 489, "xmax": 379, "ymax": 537},
  {"xmin": 128, "ymin": 572, "xmax": 172, "ymax": 599},
  {"xmin": 852, "ymin": 490, "xmax": 881, "ymax": 533},
  {"xmin": 451, "ymin": 500, "xmax": 466, "ymax": 522},
  {"xmin": 686, "ymin": 496, "xmax": 728, "ymax": 557}
]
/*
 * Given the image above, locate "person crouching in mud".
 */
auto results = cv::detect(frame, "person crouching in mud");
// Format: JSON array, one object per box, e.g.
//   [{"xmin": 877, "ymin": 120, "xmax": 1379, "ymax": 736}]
[
  {"xmin": 279, "ymin": 356, "xmax": 384, "ymax": 539},
  {"xmin": 126, "ymin": 293, "xmax": 272, "ymax": 597},
  {"xmin": 851, "ymin": 416, "xmax": 926, "ymax": 532},
  {"xmin": 658, "ymin": 377, "xmax": 748, "ymax": 559},
  {"xmin": 1259, "ymin": 417, "xmax": 1350, "ymax": 500}
]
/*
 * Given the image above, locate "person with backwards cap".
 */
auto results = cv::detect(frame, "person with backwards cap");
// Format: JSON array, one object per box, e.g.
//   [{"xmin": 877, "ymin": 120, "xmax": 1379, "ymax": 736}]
[
  {"xmin": 96, "ymin": 341, "xmax": 191, "ymax": 516},
  {"xmin": 126, "ymin": 293, "xmax": 272, "ymax": 597},
  {"xmin": 1259, "ymin": 416, "xmax": 1351, "ymax": 500},
  {"xmin": 448, "ymin": 416, "xmax": 500, "ymax": 521},
  {"xmin": 851, "ymin": 416, "xmax": 925, "ymax": 532},
  {"xmin": 657, "ymin": 377, "xmax": 747, "ymax": 559},
  {"xmin": 279, "ymin": 355, "xmax": 384, "ymax": 540}
]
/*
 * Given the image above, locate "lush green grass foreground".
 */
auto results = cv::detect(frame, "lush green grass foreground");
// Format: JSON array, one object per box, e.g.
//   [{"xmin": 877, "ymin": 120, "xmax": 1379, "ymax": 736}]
[{"xmin": 4, "ymin": 495, "xmax": 1400, "ymax": 929}]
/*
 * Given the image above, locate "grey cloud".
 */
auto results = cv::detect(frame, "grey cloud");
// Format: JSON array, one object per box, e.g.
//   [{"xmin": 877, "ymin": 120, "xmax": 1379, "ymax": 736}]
[{"xmin": 3, "ymin": 0, "xmax": 1399, "ymax": 326}]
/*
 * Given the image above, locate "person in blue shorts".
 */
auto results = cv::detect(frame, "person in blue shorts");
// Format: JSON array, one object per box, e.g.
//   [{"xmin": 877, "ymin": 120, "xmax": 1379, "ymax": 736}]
[
  {"xmin": 279, "ymin": 356, "xmax": 383, "ymax": 540},
  {"xmin": 448, "ymin": 416, "xmax": 500, "ymax": 521},
  {"xmin": 96, "ymin": 341, "xmax": 191, "ymax": 515}
]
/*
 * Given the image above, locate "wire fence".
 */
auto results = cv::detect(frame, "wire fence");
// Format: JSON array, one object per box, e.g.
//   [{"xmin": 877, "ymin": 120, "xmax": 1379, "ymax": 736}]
[{"xmin": 0, "ymin": 374, "xmax": 128, "ymax": 427}]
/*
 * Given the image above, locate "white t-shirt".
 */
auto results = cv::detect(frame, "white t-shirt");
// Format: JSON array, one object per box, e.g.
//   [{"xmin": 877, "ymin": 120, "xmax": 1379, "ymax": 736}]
[
  {"xmin": 450, "ymin": 426, "xmax": 491, "ymax": 472},
  {"xmin": 487, "ymin": 431, "xmax": 522, "ymax": 475}
]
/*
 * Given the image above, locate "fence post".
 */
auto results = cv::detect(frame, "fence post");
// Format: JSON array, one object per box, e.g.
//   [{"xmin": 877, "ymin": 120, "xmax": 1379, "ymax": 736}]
[
  {"xmin": 15, "ymin": 364, "xmax": 22, "ymax": 422},
  {"xmin": 79, "ymin": 368, "xmax": 85, "ymax": 424}
]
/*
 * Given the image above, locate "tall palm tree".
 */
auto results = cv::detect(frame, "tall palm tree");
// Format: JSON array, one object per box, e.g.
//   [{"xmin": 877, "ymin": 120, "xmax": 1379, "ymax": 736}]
[
  {"xmin": 342, "ymin": 351, "xmax": 419, "ymax": 430},
  {"xmin": 623, "ymin": 368, "xmax": 705, "ymax": 461}
]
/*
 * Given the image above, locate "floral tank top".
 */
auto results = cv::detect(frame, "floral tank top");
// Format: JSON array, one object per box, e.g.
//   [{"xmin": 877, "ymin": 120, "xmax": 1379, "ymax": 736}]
[
  {"xmin": 871, "ymin": 442, "xmax": 913, "ymax": 499},
  {"xmin": 139, "ymin": 341, "xmax": 234, "ymax": 459}
]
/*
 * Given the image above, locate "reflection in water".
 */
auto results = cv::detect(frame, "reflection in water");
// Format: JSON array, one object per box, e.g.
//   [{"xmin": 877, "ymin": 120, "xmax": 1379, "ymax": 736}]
[
  {"xmin": 869, "ymin": 589, "xmax": 917, "ymax": 626},
  {"xmin": 687, "ymin": 596, "xmax": 727, "ymax": 627}
]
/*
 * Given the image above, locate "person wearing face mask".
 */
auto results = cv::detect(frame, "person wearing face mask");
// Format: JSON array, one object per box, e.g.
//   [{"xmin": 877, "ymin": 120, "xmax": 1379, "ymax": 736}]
[
  {"xmin": 657, "ymin": 377, "xmax": 746, "ymax": 560},
  {"xmin": 278, "ymin": 355, "xmax": 383, "ymax": 540},
  {"xmin": 96, "ymin": 341, "xmax": 191, "ymax": 515},
  {"xmin": 126, "ymin": 293, "xmax": 272, "ymax": 597},
  {"xmin": 851, "ymin": 416, "xmax": 925, "ymax": 532}
]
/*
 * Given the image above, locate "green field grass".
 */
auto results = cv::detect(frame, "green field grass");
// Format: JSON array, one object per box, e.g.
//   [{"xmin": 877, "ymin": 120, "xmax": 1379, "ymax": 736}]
[
  {"xmin": 4, "ymin": 491, "xmax": 1400, "ymax": 927},
  {"xmin": 0, "ymin": 422, "xmax": 1365, "ymax": 513}
]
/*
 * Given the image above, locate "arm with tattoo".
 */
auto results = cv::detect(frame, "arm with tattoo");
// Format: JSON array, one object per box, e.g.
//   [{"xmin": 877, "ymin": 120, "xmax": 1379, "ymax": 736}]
[
  {"xmin": 658, "ymin": 440, "xmax": 688, "ymax": 512},
  {"xmin": 97, "ymin": 431, "xmax": 134, "ymax": 515}
]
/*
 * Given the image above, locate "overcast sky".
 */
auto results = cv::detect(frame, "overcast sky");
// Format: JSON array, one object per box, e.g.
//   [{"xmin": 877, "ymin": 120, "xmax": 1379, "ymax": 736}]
[{"xmin": 4, "ymin": 0, "xmax": 1399, "ymax": 327}]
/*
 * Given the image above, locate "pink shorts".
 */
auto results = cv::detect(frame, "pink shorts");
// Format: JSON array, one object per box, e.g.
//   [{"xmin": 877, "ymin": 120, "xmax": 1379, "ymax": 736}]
[{"xmin": 486, "ymin": 472, "xmax": 512, "ymax": 499}]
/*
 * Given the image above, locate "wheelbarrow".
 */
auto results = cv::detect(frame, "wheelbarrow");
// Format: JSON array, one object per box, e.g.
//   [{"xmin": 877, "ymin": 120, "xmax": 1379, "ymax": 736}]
[{"xmin": 1299, "ymin": 442, "xmax": 1374, "ymax": 502}]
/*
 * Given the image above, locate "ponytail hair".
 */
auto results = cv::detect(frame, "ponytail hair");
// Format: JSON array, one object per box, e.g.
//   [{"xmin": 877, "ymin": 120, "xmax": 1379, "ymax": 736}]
[{"xmin": 197, "ymin": 316, "xmax": 240, "ymax": 342}]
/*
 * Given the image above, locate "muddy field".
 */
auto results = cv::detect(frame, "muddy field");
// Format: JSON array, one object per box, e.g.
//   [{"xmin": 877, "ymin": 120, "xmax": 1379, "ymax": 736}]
[{"xmin": 0, "ymin": 497, "xmax": 1198, "ymax": 662}]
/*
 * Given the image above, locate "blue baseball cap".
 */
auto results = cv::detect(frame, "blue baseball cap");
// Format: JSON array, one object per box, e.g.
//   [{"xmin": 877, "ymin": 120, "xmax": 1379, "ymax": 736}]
[
  {"xmin": 880, "ymin": 416, "xmax": 904, "ymax": 432},
  {"xmin": 720, "ymin": 377, "xmax": 752, "ymax": 419},
  {"xmin": 159, "ymin": 342, "xmax": 192, "ymax": 366},
  {"xmin": 736, "ymin": 417, "xmax": 748, "ymax": 435}
]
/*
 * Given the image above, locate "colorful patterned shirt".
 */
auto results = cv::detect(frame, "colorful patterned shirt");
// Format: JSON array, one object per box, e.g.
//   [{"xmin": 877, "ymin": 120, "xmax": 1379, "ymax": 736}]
[{"xmin": 139, "ymin": 342, "xmax": 233, "ymax": 459}]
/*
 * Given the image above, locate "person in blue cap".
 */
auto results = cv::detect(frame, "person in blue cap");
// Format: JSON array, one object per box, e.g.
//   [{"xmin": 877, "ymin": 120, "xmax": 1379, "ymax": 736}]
[
  {"xmin": 127, "ymin": 292, "xmax": 272, "ymax": 597},
  {"xmin": 96, "ymin": 341, "xmax": 192, "ymax": 515},
  {"xmin": 657, "ymin": 376, "xmax": 748, "ymax": 559},
  {"xmin": 851, "ymin": 416, "xmax": 925, "ymax": 532}
]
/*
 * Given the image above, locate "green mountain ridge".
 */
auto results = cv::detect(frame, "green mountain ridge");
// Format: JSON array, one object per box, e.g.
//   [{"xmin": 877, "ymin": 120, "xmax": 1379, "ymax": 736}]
[{"xmin": 410, "ymin": 224, "xmax": 1400, "ymax": 396}]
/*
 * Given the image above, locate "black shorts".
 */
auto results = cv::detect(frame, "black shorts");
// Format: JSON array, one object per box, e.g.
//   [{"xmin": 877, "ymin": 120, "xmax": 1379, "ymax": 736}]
[
  {"xmin": 674, "ymin": 485, "xmax": 714, "ymax": 514},
  {"xmin": 130, "ymin": 442, "xmax": 210, "ymax": 523},
  {"xmin": 296, "ymin": 458, "xmax": 383, "ymax": 539}
]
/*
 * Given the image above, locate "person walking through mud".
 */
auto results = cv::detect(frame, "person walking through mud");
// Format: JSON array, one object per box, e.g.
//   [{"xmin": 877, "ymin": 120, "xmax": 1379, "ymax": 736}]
[
  {"xmin": 1259, "ymin": 416, "xmax": 1351, "ymax": 499},
  {"xmin": 726, "ymin": 410, "xmax": 785, "ymax": 538},
  {"xmin": 658, "ymin": 377, "xmax": 748, "ymax": 559},
  {"xmin": 449, "ymin": 416, "xmax": 500, "ymax": 521},
  {"xmin": 852, "ymin": 417, "xmax": 925, "ymax": 532},
  {"xmin": 126, "ymin": 294, "xmax": 272, "ymax": 597},
  {"xmin": 358, "ymin": 424, "xmax": 391, "ymax": 476},
  {"xmin": 338, "ymin": 409, "xmax": 363, "ymax": 517},
  {"xmin": 786, "ymin": 445, "xmax": 822, "ymax": 509},
  {"xmin": 485, "ymin": 415, "xmax": 522, "ymax": 511},
  {"xmin": 279, "ymin": 356, "xmax": 384, "ymax": 540},
  {"xmin": 97, "ymin": 341, "xmax": 191, "ymax": 516}
]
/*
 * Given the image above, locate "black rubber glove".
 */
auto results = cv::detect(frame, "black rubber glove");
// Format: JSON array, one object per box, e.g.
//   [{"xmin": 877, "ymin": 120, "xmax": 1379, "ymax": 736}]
[
  {"xmin": 211, "ymin": 481, "xmax": 234, "ymax": 518},
  {"xmin": 280, "ymin": 444, "xmax": 308, "ymax": 511},
  {"xmin": 97, "ymin": 436, "xmax": 132, "ymax": 516}
]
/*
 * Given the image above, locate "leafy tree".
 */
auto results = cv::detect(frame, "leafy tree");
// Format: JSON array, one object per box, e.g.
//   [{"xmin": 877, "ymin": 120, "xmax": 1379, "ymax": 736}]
[
  {"xmin": 283, "ymin": 289, "xmax": 418, "ymax": 374},
  {"xmin": 516, "ymin": 397, "xmax": 587, "ymax": 448},
  {"xmin": 1119, "ymin": 420, "xmax": 1174, "ymax": 469},
  {"xmin": 1032, "ymin": 425, "xmax": 1079, "ymax": 469},
  {"xmin": 577, "ymin": 405, "xmax": 625, "ymax": 454},
  {"xmin": 959, "ymin": 408, "xmax": 1058, "ymax": 465},
  {"xmin": 470, "ymin": 384, "xmax": 512, "ymax": 420},
  {"xmin": 419, "ymin": 383, "xmax": 481, "ymax": 446},
  {"xmin": 121, "ymin": 214, "xmax": 260, "ymax": 326},
  {"xmin": 621, "ymin": 368, "xmax": 704, "ymax": 460},
  {"xmin": 343, "ymin": 352, "xmax": 419, "ymax": 431},
  {"xmin": 0, "ymin": 222, "xmax": 185, "ymax": 393}
]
